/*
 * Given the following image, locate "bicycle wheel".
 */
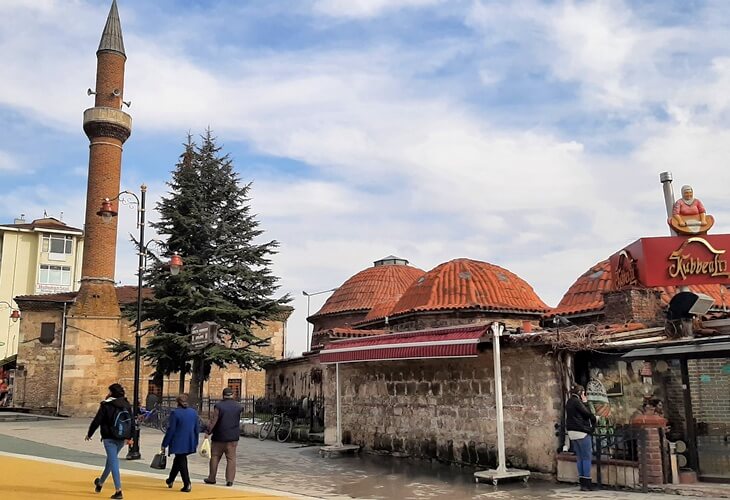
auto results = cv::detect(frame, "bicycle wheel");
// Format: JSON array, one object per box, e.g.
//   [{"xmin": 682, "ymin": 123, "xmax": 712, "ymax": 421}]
[
  {"xmin": 276, "ymin": 418, "xmax": 293, "ymax": 442},
  {"xmin": 258, "ymin": 420, "xmax": 273, "ymax": 441}
]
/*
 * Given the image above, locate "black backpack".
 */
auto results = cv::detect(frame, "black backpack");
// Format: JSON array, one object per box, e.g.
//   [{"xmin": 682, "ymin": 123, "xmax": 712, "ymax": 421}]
[{"xmin": 110, "ymin": 405, "xmax": 133, "ymax": 440}]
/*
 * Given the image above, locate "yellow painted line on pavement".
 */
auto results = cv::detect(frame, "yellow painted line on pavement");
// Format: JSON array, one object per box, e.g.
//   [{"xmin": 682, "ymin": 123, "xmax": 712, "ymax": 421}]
[{"xmin": 0, "ymin": 453, "xmax": 299, "ymax": 500}]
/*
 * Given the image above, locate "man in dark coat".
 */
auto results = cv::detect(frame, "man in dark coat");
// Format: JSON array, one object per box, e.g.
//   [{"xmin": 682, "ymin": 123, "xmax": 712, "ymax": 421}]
[{"xmin": 203, "ymin": 388, "xmax": 242, "ymax": 487}]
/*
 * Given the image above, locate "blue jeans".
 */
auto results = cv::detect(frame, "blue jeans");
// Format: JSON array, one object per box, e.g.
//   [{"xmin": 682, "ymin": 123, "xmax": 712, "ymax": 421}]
[
  {"xmin": 100, "ymin": 439, "xmax": 125, "ymax": 490},
  {"xmin": 572, "ymin": 435, "xmax": 593, "ymax": 479}
]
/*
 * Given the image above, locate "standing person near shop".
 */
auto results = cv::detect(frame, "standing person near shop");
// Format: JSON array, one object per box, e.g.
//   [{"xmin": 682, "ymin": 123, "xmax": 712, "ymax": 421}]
[
  {"xmin": 85, "ymin": 383, "xmax": 133, "ymax": 500},
  {"xmin": 203, "ymin": 388, "xmax": 242, "ymax": 487},
  {"xmin": 0, "ymin": 378, "xmax": 8, "ymax": 407},
  {"xmin": 566, "ymin": 384, "xmax": 597, "ymax": 492},
  {"xmin": 161, "ymin": 393, "xmax": 199, "ymax": 492}
]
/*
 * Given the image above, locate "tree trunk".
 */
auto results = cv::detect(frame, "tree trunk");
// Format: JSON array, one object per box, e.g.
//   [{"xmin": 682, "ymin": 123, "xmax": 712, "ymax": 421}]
[
  {"xmin": 189, "ymin": 357, "xmax": 204, "ymax": 411},
  {"xmin": 178, "ymin": 360, "xmax": 186, "ymax": 394}
]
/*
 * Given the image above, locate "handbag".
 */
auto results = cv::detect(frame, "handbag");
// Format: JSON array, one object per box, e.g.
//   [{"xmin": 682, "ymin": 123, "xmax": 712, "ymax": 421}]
[
  {"xmin": 150, "ymin": 450, "xmax": 167, "ymax": 470},
  {"xmin": 199, "ymin": 437, "xmax": 211, "ymax": 458}
]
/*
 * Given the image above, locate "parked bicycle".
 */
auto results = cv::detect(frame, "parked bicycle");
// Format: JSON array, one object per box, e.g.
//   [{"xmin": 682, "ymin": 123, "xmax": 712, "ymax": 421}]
[
  {"xmin": 258, "ymin": 411, "xmax": 293, "ymax": 442},
  {"xmin": 138, "ymin": 405, "xmax": 170, "ymax": 432}
]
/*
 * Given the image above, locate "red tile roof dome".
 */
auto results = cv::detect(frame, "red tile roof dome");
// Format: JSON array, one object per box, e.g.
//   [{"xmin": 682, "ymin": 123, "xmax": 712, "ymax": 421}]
[
  {"xmin": 310, "ymin": 257, "xmax": 424, "ymax": 319},
  {"xmin": 388, "ymin": 258, "xmax": 549, "ymax": 317},
  {"xmin": 552, "ymin": 259, "xmax": 730, "ymax": 317}
]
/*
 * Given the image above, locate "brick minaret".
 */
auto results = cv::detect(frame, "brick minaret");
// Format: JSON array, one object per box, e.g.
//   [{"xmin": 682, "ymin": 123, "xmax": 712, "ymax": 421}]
[{"xmin": 74, "ymin": 0, "xmax": 132, "ymax": 317}]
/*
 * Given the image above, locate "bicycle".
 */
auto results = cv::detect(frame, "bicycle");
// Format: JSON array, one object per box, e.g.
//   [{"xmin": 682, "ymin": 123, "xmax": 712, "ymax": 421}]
[{"xmin": 258, "ymin": 411, "xmax": 293, "ymax": 442}]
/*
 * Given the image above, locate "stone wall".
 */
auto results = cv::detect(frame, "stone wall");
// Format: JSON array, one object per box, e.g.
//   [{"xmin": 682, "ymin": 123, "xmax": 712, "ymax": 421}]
[
  {"xmin": 14, "ymin": 306, "xmax": 65, "ymax": 411},
  {"xmin": 61, "ymin": 315, "xmax": 134, "ymax": 416},
  {"xmin": 265, "ymin": 355, "xmax": 323, "ymax": 399},
  {"xmin": 379, "ymin": 311, "xmax": 540, "ymax": 334},
  {"xmin": 311, "ymin": 311, "xmax": 367, "ymax": 335},
  {"xmin": 14, "ymin": 303, "xmax": 134, "ymax": 416},
  {"xmin": 324, "ymin": 346, "xmax": 561, "ymax": 472}
]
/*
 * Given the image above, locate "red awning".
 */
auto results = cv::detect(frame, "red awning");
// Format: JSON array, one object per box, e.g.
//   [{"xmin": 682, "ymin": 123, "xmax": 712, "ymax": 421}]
[{"xmin": 319, "ymin": 324, "xmax": 489, "ymax": 364}]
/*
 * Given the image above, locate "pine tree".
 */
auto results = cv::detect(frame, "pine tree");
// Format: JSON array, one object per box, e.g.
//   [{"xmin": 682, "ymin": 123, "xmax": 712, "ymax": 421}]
[{"xmin": 108, "ymin": 131, "xmax": 288, "ymax": 400}]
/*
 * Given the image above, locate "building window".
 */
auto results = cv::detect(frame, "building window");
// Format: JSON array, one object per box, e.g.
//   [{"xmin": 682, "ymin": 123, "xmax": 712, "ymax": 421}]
[
  {"xmin": 227, "ymin": 379, "xmax": 242, "ymax": 400},
  {"xmin": 39, "ymin": 265, "xmax": 72, "ymax": 286},
  {"xmin": 42, "ymin": 234, "xmax": 73, "ymax": 261},
  {"xmin": 40, "ymin": 323, "xmax": 55, "ymax": 344}
]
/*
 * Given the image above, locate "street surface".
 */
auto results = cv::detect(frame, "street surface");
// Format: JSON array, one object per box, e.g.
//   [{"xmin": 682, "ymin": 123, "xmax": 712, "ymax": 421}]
[{"xmin": 0, "ymin": 417, "xmax": 708, "ymax": 499}]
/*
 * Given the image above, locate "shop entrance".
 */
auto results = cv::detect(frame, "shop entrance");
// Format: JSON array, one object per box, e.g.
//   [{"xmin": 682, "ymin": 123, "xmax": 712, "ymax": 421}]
[{"xmin": 689, "ymin": 357, "xmax": 730, "ymax": 481}]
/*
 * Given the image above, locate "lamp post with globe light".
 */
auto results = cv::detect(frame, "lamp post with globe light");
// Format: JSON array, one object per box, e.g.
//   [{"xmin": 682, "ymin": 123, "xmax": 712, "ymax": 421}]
[{"xmin": 97, "ymin": 184, "xmax": 182, "ymax": 460}]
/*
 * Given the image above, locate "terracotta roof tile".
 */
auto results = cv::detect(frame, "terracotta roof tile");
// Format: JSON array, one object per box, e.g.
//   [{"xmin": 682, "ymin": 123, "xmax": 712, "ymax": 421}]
[
  {"xmin": 310, "ymin": 264, "xmax": 424, "ymax": 319},
  {"xmin": 552, "ymin": 259, "xmax": 730, "ymax": 317},
  {"xmin": 389, "ymin": 258, "xmax": 549, "ymax": 317}
]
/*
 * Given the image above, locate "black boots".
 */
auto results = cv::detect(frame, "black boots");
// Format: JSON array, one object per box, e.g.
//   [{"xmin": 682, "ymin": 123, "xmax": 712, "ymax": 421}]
[{"xmin": 579, "ymin": 477, "xmax": 593, "ymax": 491}]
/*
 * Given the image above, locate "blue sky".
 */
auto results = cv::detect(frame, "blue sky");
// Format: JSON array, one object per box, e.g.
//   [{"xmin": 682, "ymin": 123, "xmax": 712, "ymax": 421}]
[{"xmin": 3, "ymin": 0, "xmax": 730, "ymax": 356}]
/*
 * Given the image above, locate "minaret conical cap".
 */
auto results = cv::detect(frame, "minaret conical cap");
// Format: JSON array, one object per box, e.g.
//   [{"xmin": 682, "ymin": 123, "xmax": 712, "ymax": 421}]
[{"xmin": 97, "ymin": 0, "xmax": 125, "ymax": 57}]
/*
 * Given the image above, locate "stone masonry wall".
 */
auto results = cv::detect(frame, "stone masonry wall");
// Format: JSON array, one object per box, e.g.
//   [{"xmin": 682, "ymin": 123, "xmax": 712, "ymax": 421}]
[
  {"xmin": 265, "ymin": 355, "xmax": 323, "ymax": 399},
  {"xmin": 383, "ymin": 312, "xmax": 540, "ymax": 334},
  {"xmin": 15, "ymin": 308, "xmax": 65, "ymax": 411},
  {"xmin": 324, "ymin": 346, "xmax": 561, "ymax": 472}
]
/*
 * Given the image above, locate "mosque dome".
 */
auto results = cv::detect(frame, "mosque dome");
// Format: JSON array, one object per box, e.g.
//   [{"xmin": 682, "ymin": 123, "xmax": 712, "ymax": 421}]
[
  {"xmin": 309, "ymin": 256, "xmax": 424, "ymax": 321},
  {"xmin": 552, "ymin": 259, "xmax": 730, "ymax": 317},
  {"xmin": 388, "ymin": 258, "xmax": 549, "ymax": 318}
]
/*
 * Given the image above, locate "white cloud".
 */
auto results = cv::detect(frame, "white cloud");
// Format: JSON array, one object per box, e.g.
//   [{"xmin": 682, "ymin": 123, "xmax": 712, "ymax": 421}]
[
  {"xmin": 0, "ymin": 151, "xmax": 20, "ymax": 172},
  {"xmin": 313, "ymin": 0, "xmax": 444, "ymax": 19}
]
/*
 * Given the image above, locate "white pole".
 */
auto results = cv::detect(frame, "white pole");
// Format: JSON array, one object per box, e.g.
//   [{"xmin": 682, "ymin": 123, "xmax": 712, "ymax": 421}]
[
  {"xmin": 336, "ymin": 362, "xmax": 342, "ymax": 446},
  {"xmin": 491, "ymin": 322, "xmax": 507, "ymax": 474}
]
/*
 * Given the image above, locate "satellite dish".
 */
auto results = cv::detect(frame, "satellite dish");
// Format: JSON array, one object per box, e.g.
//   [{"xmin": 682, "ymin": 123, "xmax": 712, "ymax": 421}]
[
  {"xmin": 87, "ymin": 88, "xmax": 96, "ymax": 96},
  {"xmin": 668, "ymin": 292, "xmax": 699, "ymax": 320},
  {"xmin": 677, "ymin": 454, "xmax": 688, "ymax": 468},
  {"xmin": 675, "ymin": 440, "xmax": 687, "ymax": 453},
  {"xmin": 112, "ymin": 88, "xmax": 121, "ymax": 97}
]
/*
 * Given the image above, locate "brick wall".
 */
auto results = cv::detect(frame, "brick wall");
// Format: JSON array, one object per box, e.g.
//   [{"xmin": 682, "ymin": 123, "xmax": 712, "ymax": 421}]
[
  {"xmin": 603, "ymin": 289, "xmax": 663, "ymax": 325},
  {"xmin": 323, "ymin": 346, "xmax": 561, "ymax": 472},
  {"xmin": 688, "ymin": 358, "xmax": 730, "ymax": 426}
]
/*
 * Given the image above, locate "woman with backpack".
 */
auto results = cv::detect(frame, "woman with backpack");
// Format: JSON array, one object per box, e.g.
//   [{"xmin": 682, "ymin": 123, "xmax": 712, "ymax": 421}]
[
  {"xmin": 161, "ymin": 393, "xmax": 200, "ymax": 492},
  {"xmin": 86, "ymin": 383, "xmax": 133, "ymax": 500}
]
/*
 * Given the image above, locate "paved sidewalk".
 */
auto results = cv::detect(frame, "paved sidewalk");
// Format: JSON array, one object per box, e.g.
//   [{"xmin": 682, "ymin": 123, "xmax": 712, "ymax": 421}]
[
  {"xmin": 0, "ymin": 451, "xmax": 295, "ymax": 499},
  {"xmin": 0, "ymin": 418, "xmax": 700, "ymax": 499}
]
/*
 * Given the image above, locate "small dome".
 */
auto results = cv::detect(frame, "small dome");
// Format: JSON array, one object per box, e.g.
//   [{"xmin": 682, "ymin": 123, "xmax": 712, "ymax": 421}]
[
  {"xmin": 389, "ymin": 258, "xmax": 549, "ymax": 317},
  {"xmin": 310, "ymin": 260, "xmax": 424, "ymax": 319},
  {"xmin": 552, "ymin": 259, "xmax": 730, "ymax": 316}
]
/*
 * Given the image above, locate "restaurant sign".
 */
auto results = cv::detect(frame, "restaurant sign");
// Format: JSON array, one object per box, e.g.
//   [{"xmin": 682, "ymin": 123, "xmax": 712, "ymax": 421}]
[{"xmin": 610, "ymin": 234, "xmax": 730, "ymax": 288}]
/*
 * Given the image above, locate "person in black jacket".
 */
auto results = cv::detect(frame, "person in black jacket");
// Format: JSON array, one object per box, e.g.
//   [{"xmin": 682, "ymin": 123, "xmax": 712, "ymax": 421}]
[
  {"xmin": 85, "ymin": 383, "xmax": 132, "ymax": 500},
  {"xmin": 566, "ymin": 384, "xmax": 597, "ymax": 491}
]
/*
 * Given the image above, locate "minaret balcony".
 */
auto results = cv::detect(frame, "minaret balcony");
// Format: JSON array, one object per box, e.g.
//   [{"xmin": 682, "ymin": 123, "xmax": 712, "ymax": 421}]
[{"xmin": 83, "ymin": 106, "xmax": 132, "ymax": 142}]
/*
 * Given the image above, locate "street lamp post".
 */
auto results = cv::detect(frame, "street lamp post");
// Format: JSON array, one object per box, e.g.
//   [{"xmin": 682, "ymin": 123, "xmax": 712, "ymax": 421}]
[
  {"xmin": 97, "ymin": 184, "xmax": 182, "ymax": 460},
  {"xmin": 0, "ymin": 302, "xmax": 20, "ymax": 323},
  {"xmin": 0, "ymin": 301, "xmax": 20, "ymax": 359},
  {"xmin": 301, "ymin": 288, "xmax": 337, "ymax": 351}
]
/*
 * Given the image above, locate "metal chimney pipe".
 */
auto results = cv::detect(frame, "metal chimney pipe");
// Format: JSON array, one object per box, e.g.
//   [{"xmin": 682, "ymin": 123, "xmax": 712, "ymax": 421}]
[{"xmin": 660, "ymin": 172, "xmax": 678, "ymax": 236}]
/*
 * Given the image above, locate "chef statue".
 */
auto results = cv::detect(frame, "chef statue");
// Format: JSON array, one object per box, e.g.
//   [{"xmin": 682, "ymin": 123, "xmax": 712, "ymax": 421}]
[{"xmin": 669, "ymin": 185, "xmax": 715, "ymax": 235}]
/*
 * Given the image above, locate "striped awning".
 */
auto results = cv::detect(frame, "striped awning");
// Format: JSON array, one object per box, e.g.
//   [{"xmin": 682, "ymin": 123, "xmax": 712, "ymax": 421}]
[{"xmin": 319, "ymin": 324, "xmax": 489, "ymax": 364}]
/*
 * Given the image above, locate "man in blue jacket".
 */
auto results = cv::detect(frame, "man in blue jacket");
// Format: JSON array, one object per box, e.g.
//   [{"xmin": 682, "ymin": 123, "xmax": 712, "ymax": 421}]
[{"xmin": 162, "ymin": 394, "xmax": 200, "ymax": 492}]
